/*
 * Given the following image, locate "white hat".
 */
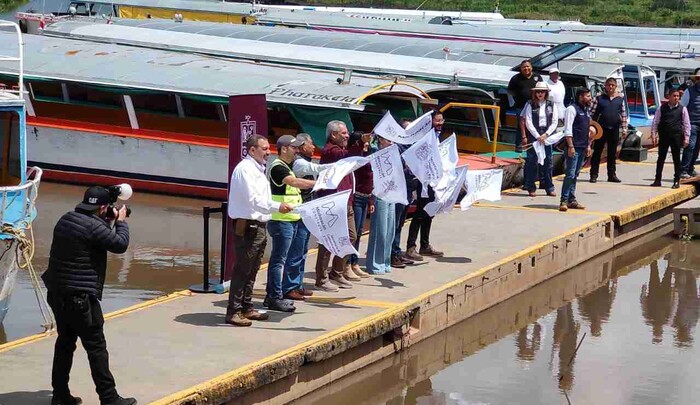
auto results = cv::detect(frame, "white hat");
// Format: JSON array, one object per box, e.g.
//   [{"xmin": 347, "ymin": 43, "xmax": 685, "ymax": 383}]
[
  {"xmin": 531, "ymin": 81, "xmax": 550, "ymax": 92},
  {"xmin": 549, "ymin": 67, "xmax": 560, "ymax": 74}
]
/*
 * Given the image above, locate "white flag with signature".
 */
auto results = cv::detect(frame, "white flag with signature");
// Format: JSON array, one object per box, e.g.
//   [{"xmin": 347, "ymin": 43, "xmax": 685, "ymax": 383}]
[
  {"xmin": 401, "ymin": 130, "xmax": 443, "ymax": 187},
  {"xmin": 424, "ymin": 165, "xmax": 468, "ymax": 217},
  {"xmin": 313, "ymin": 156, "xmax": 369, "ymax": 192},
  {"xmin": 373, "ymin": 110, "xmax": 435, "ymax": 145},
  {"xmin": 369, "ymin": 144, "xmax": 408, "ymax": 205},
  {"xmin": 438, "ymin": 134, "xmax": 459, "ymax": 174},
  {"xmin": 460, "ymin": 169, "xmax": 503, "ymax": 210},
  {"xmin": 294, "ymin": 190, "xmax": 357, "ymax": 257}
]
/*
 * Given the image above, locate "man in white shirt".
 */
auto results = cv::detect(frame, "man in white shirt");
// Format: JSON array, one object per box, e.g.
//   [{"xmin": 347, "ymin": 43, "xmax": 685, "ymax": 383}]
[
  {"xmin": 546, "ymin": 68, "xmax": 566, "ymax": 122},
  {"xmin": 226, "ymin": 134, "xmax": 293, "ymax": 327}
]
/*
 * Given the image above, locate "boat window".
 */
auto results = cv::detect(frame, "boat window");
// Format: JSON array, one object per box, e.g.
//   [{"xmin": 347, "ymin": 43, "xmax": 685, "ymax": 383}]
[
  {"xmin": 91, "ymin": 3, "xmax": 115, "ymax": 16},
  {"xmin": 643, "ymin": 76, "xmax": 658, "ymax": 116},
  {"xmin": 624, "ymin": 72, "xmax": 645, "ymax": 116},
  {"xmin": 68, "ymin": 2, "xmax": 90, "ymax": 16},
  {"xmin": 130, "ymin": 93, "xmax": 178, "ymax": 115},
  {"xmin": 66, "ymin": 83, "xmax": 123, "ymax": 108},
  {"xmin": 663, "ymin": 71, "xmax": 684, "ymax": 98},
  {"xmin": 512, "ymin": 42, "xmax": 588, "ymax": 71},
  {"xmin": 0, "ymin": 110, "xmax": 21, "ymax": 186},
  {"xmin": 29, "ymin": 81, "xmax": 63, "ymax": 102},
  {"xmin": 181, "ymin": 98, "xmax": 221, "ymax": 120}
]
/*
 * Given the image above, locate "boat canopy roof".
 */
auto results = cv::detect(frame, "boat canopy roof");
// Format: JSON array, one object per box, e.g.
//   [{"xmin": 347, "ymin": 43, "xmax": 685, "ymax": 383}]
[
  {"xmin": 81, "ymin": 0, "xmax": 254, "ymax": 14},
  {"xmin": 0, "ymin": 33, "xmax": 461, "ymax": 111},
  {"xmin": 44, "ymin": 19, "xmax": 624, "ymax": 81}
]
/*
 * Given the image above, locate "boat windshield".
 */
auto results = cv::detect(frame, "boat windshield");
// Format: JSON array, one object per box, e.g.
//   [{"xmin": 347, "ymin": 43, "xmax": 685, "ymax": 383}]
[{"xmin": 0, "ymin": 109, "xmax": 21, "ymax": 187}]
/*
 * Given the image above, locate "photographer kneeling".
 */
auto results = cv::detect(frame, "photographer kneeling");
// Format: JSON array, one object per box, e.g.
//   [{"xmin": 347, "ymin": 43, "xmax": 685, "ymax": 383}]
[{"xmin": 41, "ymin": 186, "xmax": 136, "ymax": 405}]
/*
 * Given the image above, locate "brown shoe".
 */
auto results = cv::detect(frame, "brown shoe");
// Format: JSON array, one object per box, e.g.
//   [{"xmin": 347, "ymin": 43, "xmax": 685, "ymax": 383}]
[
  {"xmin": 547, "ymin": 191, "xmax": 557, "ymax": 197},
  {"xmin": 296, "ymin": 288, "xmax": 313, "ymax": 297},
  {"xmin": 419, "ymin": 245, "xmax": 444, "ymax": 257},
  {"xmin": 399, "ymin": 253, "xmax": 415, "ymax": 265},
  {"xmin": 391, "ymin": 255, "xmax": 406, "ymax": 269},
  {"xmin": 559, "ymin": 203, "xmax": 568, "ymax": 212},
  {"xmin": 242, "ymin": 309, "xmax": 269, "ymax": 321},
  {"xmin": 225, "ymin": 312, "xmax": 252, "ymax": 327},
  {"xmin": 528, "ymin": 191, "xmax": 536, "ymax": 197},
  {"xmin": 567, "ymin": 201, "xmax": 586, "ymax": 210},
  {"xmin": 284, "ymin": 290, "xmax": 306, "ymax": 301},
  {"xmin": 343, "ymin": 264, "xmax": 361, "ymax": 281},
  {"xmin": 329, "ymin": 272, "xmax": 353, "ymax": 289},
  {"xmin": 351, "ymin": 264, "xmax": 370, "ymax": 278},
  {"xmin": 405, "ymin": 247, "xmax": 424, "ymax": 261},
  {"xmin": 315, "ymin": 280, "xmax": 339, "ymax": 292}
]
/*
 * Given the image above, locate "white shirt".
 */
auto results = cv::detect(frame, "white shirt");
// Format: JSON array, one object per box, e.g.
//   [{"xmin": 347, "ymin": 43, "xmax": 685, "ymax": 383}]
[
  {"xmin": 547, "ymin": 78, "xmax": 566, "ymax": 117},
  {"xmin": 228, "ymin": 156, "xmax": 280, "ymax": 222},
  {"xmin": 563, "ymin": 105, "xmax": 578, "ymax": 137},
  {"xmin": 292, "ymin": 157, "xmax": 331, "ymax": 178},
  {"xmin": 523, "ymin": 100, "xmax": 559, "ymax": 138}
]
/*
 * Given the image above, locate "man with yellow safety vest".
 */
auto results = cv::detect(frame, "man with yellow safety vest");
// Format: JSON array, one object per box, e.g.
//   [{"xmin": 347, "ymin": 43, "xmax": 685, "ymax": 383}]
[{"xmin": 265, "ymin": 135, "xmax": 317, "ymax": 312}]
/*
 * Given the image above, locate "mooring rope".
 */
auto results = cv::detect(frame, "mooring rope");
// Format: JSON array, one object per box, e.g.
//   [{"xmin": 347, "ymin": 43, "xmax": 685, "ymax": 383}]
[{"xmin": 2, "ymin": 224, "xmax": 55, "ymax": 331}]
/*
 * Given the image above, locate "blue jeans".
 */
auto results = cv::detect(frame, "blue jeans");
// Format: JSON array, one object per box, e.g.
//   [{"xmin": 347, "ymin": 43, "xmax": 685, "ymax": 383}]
[
  {"xmin": 282, "ymin": 221, "xmax": 310, "ymax": 295},
  {"xmin": 350, "ymin": 194, "xmax": 371, "ymax": 265},
  {"xmin": 524, "ymin": 141, "xmax": 554, "ymax": 193},
  {"xmin": 560, "ymin": 147, "xmax": 587, "ymax": 204},
  {"xmin": 266, "ymin": 220, "xmax": 297, "ymax": 300},
  {"xmin": 366, "ymin": 197, "xmax": 396, "ymax": 275},
  {"xmin": 682, "ymin": 123, "xmax": 700, "ymax": 175},
  {"xmin": 391, "ymin": 203, "xmax": 408, "ymax": 257}
]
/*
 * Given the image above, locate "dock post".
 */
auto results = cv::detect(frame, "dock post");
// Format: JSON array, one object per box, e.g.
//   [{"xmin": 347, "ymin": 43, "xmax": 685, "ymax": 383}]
[{"xmin": 190, "ymin": 206, "xmax": 219, "ymax": 293}]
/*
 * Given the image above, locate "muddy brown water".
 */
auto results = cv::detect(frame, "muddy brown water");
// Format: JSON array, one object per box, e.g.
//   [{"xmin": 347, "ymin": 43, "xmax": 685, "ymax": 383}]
[{"xmin": 293, "ymin": 235, "xmax": 700, "ymax": 405}]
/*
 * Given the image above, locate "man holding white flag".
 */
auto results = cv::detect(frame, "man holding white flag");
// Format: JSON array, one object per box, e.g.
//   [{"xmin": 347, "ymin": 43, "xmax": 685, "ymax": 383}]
[
  {"xmin": 401, "ymin": 112, "xmax": 446, "ymax": 258},
  {"xmin": 314, "ymin": 121, "xmax": 366, "ymax": 290}
]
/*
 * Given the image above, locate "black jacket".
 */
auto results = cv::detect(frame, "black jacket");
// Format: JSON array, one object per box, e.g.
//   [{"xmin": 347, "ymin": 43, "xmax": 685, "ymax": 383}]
[{"xmin": 41, "ymin": 210, "xmax": 129, "ymax": 300}]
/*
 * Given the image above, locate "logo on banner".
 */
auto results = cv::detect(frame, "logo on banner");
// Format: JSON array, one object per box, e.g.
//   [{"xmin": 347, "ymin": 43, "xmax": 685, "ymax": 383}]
[
  {"xmin": 240, "ymin": 115, "xmax": 257, "ymax": 158},
  {"xmin": 321, "ymin": 201, "xmax": 339, "ymax": 228}
]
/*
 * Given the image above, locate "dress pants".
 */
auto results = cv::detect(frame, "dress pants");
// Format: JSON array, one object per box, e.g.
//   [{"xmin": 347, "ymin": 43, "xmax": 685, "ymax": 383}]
[
  {"xmin": 655, "ymin": 132, "xmax": 684, "ymax": 182},
  {"xmin": 407, "ymin": 183, "xmax": 434, "ymax": 250},
  {"xmin": 590, "ymin": 127, "xmax": 620, "ymax": 178},
  {"xmin": 226, "ymin": 220, "xmax": 267, "ymax": 316}
]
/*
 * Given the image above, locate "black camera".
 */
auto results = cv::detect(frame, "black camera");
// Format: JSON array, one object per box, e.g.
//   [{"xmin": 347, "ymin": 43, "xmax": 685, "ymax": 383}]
[{"xmin": 104, "ymin": 184, "xmax": 133, "ymax": 220}]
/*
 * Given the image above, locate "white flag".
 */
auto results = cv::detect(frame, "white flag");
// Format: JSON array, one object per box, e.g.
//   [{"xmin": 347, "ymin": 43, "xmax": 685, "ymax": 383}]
[
  {"xmin": 438, "ymin": 133, "xmax": 459, "ymax": 174},
  {"xmin": 532, "ymin": 130, "xmax": 567, "ymax": 165},
  {"xmin": 313, "ymin": 156, "xmax": 369, "ymax": 192},
  {"xmin": 372, "ymin": 110, "xmax": 435, "ymax": 145},
  {"xmin": 369, "ymin": 144, "xmax": 408, "ymax": 205},
  {"xmin": 460, "ymin": 169, "xmax": 503, "ymax": 210},
  {"xmin": 424, "ymin": 165, "xmax": 468, "ymax": 217},
  {"xmin": 401, "ymin": 130, "xmax": 443, "ymax": 188},
  {"xmin": 294, "ymin": 190, "xmax": 357, "ymax": 258}
]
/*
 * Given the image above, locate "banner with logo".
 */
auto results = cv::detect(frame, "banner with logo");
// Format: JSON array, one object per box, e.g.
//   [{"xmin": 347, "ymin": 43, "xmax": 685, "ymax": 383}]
[
  {"xmin": 373, "ymin": 110, "xmax": 434, "ymax": 145},
  {"xmin": 294, "ymin": 190, "xmax": 357, "ymax": 258},
  {"xmin": 225, "ymin": 94, "xmax": 268, "ymax": 281},
  {"xmin": 424, "ymin": 165, "xmax": 468, "ymax": 217},
  {"xmin": 401, "ymin": 130, "xmax": 443, "ymax": 187},
  {"xmin": 312, "ymin": 156, "xmax": 369, "ymax": 192},
  {"xmin": 439, "ymin": 134, "xmax": 459, "ymax": 173},
  {"xmin": 532, "ymin": 130, "xmax": 566, "ymax": 165},
  {"xmin": 369, "ymin": 144, "xmax": 408, "ymax": 205},
  {"xmin": 460, "ymin": 169, "xmax": 503, "ymax": 210}
]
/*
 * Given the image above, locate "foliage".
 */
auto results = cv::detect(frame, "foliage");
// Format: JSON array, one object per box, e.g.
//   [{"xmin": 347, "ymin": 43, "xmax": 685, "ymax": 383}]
[
  {"xmin": 300, "ymin": 0, "xmax": 698, "ymax": 27},
  {"xmin": 0, "ymin": 0, "xmax": 27, "ymax": 13}
]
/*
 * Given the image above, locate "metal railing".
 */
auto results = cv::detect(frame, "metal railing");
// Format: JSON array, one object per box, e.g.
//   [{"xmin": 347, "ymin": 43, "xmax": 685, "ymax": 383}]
[
  {"xmin": 0, "ymin": 20, "xmax": 23, "ymax": 100},
  {"xmin": 439, "ymin": 102, "xmax": 502, "ymax": 164},
  {"xmin": 190, "ymin": 202, "xmax": 228, "ymax": 293},
  {"xmin": 0, "ymin": 167, "xmax": 42, "ymax": 230}
]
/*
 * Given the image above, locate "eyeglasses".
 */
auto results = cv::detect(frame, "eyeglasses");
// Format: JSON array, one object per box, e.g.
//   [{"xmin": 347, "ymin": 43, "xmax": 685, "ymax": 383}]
[{"xmin": 535, "ymin": 90, "xmax": 547, "ymax": 94}]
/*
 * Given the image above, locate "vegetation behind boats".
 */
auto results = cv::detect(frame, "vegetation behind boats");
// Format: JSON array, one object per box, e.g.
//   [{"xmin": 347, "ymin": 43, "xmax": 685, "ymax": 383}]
[
  {"xmin": 292, "ymin": 0, "xmax": 698, "ymax": 27},
  {"xmin": 1, "ymin": 0, "xmax": 27, "ymax": 13}
]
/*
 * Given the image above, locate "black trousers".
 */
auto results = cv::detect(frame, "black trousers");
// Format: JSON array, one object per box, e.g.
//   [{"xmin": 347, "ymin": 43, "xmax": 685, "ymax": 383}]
[
  {"xmin": 590, "ymin": 127, "xmax": 620, "ymax": 178},
  {"xmin": 226, "ymin": 220, "xmax": 267, "ymax": 317},
  {"xmin": 655, "ymin": 133, "xmax": 684, "ymax": 182},
  {"xmin": 47, "ymin": 291, "xmax": 118, "ymax": 403},
  {"xmin": 407, "ymin": 183, "xmax": 435, "ymax": 250}
]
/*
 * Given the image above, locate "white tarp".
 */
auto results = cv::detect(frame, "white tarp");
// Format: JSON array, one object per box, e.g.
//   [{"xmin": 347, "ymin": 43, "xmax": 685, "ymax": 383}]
[
  {"xmin": 369, "ymin": 144, "xmax": 408, "ymax": 205},
  {"xmin": 460, "ymin": 169, "xmax": 503, "ymax": 210},
  {"xmin": 294, "ymin": 190, "xmax": 357, "ymax": 258},
  {"xmin": 424, "ymin": 165, "xmax": 468, "ymax": 217},
  {"xmin": 313, "ymin": 156, "xmax": 369, "ymax": 192},
  {"xmin": 532, "ymin": 131, "xmax": 566, "ymax": 165},
  {"xmin": 372, "ymin": 110, "xmax": 434, "ymax": 145},
  {"xmin": 401, "ymin": 130, "xmax": 443, "ymax": 188}
]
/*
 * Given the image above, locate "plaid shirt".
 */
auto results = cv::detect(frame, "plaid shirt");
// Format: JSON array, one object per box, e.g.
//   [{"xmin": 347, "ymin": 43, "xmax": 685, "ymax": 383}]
[{"xmin": 590, "ymin": 93, "xmax": 628, "ymax": 133}]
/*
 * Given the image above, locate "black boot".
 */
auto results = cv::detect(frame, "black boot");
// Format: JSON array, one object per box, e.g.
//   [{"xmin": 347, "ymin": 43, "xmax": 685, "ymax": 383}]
[
  {"xmin": 101, "ymin": 396, "xmax": 137, "ymax": 405},
  {"xmin": 51, "ymin": 395, "xmax": 82, "ymax": 405},
  {"xmin": 672, "ymin": 181, "xmax": 680, "ymax": 189}
]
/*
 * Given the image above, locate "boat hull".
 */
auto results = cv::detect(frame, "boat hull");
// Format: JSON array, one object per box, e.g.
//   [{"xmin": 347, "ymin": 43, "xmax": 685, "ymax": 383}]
[{"xmin": 0, "ymin": 240, "xmax": 21, "ymax": 324}]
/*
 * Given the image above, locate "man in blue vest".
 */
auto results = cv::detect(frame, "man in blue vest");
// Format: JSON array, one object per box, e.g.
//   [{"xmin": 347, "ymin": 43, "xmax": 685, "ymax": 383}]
[
  {"xmin": 589, "ymin": 78, "xmax": 628, "ymax": 183},
  {"xmin": 680, "ymin": 68, "xmax": 700, "ymax": 179},
  {"xmin": 560, "ymin": 88, "xmax": 593, "ymax": 211},
  {"xmin": 265, "ymin": 135, "xmax": 316, "ymax": 312},
  {"xmin": 651, "ymin": 89, "xmax": 690, "ymax": 188}
]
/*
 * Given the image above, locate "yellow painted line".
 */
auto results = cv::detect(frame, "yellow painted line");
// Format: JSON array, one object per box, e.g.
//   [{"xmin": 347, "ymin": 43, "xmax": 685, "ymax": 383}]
[
  {"xmin": 151, "ymin": 305, "xmax": 403, "ymax": 405},
  {"xmin": 613, "ymin": 185, "xmax": 697, "ymax": 226},
  {"xmin": 339, "ymin": 299, "xmax": 398, "ymax": 309},
  {"xmin": 474, "ymin": 202, "xmax": 610, "ymax": 216}
]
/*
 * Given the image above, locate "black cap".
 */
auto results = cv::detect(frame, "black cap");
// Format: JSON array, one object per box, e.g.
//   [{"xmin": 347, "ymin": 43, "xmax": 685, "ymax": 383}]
[{"xmin": 76, "ymin": 186, "xmax": 111, "ymax": 211}]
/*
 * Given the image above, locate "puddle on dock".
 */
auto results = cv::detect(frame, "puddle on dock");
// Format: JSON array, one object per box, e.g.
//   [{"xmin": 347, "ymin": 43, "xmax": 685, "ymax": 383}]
[
  {"xmin": 294, "ymin": 235, "xmax": 700, "ymax": 405},
  {"xmin": 0, "ymin": 183, "xmax": 225, "ymax": 344}
]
